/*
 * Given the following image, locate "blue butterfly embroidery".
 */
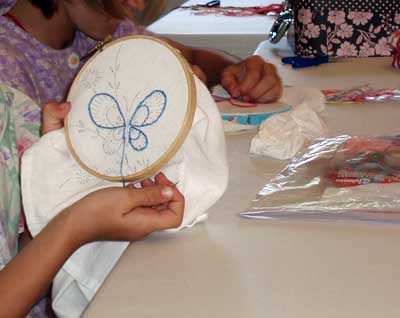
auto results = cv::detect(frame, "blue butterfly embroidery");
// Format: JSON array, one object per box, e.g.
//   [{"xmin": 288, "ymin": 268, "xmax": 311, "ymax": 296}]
[{"xmin": 88, "ymin": 90, "xmax": 167, "ymax": 176}]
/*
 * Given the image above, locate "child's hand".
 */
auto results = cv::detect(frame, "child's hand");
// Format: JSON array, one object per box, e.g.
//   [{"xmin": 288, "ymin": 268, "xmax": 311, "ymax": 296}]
[
  {"xmin": 221, "ymin": 55, "xmax": 282, "ymax": 103},
  {"xmin": 40, "ymin": 102, "xmax": 71, "ymax": 135},
  {"xmin": 64, "ymin": 173, "xmax": 184, "ymax": 245},
  {"xmin": 191, "ymin": 64, "xmax": 207, "ymax": 84}
]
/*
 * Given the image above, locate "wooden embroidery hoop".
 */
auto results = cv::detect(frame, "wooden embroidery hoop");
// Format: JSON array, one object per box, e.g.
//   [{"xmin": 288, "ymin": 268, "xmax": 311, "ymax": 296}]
[{"xmin": 65, "ymin": 35, "xmax": 196, "ymax": 182}]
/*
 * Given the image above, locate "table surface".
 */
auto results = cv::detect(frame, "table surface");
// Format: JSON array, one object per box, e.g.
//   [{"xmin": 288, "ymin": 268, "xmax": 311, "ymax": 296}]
[
  {"xmin": 149, "ymin": 0, "xmax": 274, "ymax": 35},
  {"xmin": 85, "ymin": 40, "xmax": 400, "ymax": 318},
  {"xmin": 148, "ymin": 0, "xmax": 276, "ymax": 58}
]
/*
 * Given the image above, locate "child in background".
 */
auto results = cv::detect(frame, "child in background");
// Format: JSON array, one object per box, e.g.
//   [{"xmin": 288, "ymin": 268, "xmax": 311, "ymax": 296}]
[
  {"xmin": 0, "ymin": 0, "xmax": 281, "ymax": 316},
  {"xmin": 0, "ymin": 0, "xmax": 281, "ymax": 258},
  {"xmin": 0, "ymin": 0, "xmax": 282, "ymax": 108}
]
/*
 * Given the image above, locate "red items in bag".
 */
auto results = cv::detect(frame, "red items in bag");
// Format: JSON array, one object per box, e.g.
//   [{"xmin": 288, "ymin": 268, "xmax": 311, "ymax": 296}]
[{"xmin": 329, "ymin": 138, "xmax": 400, "ymax": 187}]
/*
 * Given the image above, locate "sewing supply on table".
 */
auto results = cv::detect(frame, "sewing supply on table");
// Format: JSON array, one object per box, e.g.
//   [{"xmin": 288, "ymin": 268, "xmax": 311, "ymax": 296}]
[
  {"xmin": 212, "ymin": 94, "xmax": 258, "ymax": 108},
  {"xmin": 218, "ymin": 99, "xmax": 291, "ymax": 126},
  {"xmin": 329, "ymin": 151, "xmax": 400, "ymax": 187},
  {"xmin": 66, "ymin": 36, "xmax": 196, "ymax": 182},
  {"xmin": 178, "ymin": 3, "xmax": 282, "ymax": 16},
  {"xmin": 211, "ymin": 85, "xmax": 291, "ymax": 127},
  {"xmin": 204, "ymin": 0, "xmax": 220, "ymax": 7},
  {"xmin": 242, "ymin": 135, "xmax": 400, "ymax": 224},
  {"xmin": 322, "ymin": 85, "xmax": 400, "ymax": 103},
  {"xmin": 282, "ymin": 55, "xmax": 333, "ymax": 68},
  {"xmin": 328, "ymin": 137, "xmax": 400, "ymax": 187}
]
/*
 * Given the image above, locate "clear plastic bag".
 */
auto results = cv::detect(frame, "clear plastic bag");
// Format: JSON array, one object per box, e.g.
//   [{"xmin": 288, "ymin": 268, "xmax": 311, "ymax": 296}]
[{"xmin": 242, "ymin": 135, "xmax": 400, "ymax": 224}]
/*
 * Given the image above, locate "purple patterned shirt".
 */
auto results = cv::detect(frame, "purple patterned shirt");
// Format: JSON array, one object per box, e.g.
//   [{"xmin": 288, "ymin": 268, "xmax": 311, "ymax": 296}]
[
  {"xmin": 0, "ymin": 2, "xmax": 153, "ymax": 317},
  {"xmin": 0, "ymin": 14, "xmax": 152, "ymax": 107}
]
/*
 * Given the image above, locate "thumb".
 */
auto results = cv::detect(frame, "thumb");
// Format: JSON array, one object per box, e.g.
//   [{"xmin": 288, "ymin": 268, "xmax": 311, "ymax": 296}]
[
  {"xmin": 40, "ymin": 102, "xmax": 71, "ymax": 135},
  {"xmin": 125, "ymin": 185, "xmax": 174, "ymax": 209}
]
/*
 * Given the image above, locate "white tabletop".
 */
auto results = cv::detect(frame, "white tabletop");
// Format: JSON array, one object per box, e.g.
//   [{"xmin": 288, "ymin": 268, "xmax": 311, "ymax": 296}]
[
  {"xmin": 148, "ymin": 0, "xmax": 276, "ymax": 58},
  {"xmin": 256, "ymin": 39, "xmax": 400, "ymax": 90},
  {"xmin": 84, "ymin": 40, "xmax": 400, "ymax": 318}
]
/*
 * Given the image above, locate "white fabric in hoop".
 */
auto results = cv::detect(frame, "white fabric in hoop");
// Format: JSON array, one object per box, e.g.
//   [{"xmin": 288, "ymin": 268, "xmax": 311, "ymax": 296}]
[{"xmin": 66, "ymin": 36, "xmax": 196, "ymax": 181}]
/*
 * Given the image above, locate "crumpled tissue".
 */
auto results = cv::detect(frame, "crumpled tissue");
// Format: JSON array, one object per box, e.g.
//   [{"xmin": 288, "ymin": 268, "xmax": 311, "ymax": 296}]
[{"xmin": 249, "ymin": 87, "xmax": 327, "ymax": 160}]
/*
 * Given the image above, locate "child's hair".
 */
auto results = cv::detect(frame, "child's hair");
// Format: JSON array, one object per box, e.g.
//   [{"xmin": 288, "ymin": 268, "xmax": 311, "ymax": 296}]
[
  {"xmin": 29, "ymin": 0, "xmax": 167, "ymax": 25},
  {"xmin": 133, "ymin": 0, "xmax": 166, "ymax": 25},
  {"xmin": 28, "ymin": 0, "xmax": 132, "ymax": 19}
]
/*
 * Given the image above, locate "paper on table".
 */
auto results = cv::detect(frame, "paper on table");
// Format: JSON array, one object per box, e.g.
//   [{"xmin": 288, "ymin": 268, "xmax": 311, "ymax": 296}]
[{"xmin": 220, "ymin": 0, "xmax": 273, "ymax": 7}]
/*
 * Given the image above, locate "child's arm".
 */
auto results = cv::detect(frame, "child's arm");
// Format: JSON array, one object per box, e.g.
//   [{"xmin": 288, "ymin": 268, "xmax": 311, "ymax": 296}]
[
  {"xmin": 0, "ymin": 102, "xmax": 185, "ymax": 317},
  {"xmin": 166, "ymin": 39, "xmax": 282, "ymax": 103},
  {"xmin": 0, "ymin": 180, "xmax": 183, "ymax": 317}
]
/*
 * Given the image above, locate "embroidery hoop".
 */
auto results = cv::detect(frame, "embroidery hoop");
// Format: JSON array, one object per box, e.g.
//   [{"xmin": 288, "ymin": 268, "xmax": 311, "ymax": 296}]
[{"xmin": 65, "ymin": 35, "xmax": 196, "ymax": 182}]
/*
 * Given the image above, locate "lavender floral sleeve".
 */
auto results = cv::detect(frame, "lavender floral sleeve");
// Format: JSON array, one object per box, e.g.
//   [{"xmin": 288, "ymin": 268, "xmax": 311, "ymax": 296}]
[{"xmin": 0, "ymin": 84, "xmax": 40, "ymax": 267}]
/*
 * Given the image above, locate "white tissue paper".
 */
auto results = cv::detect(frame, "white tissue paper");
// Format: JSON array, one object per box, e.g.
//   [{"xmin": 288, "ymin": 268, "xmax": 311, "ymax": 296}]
[
  {"xmin": 21, "ymin": 77, "xmax": 228, "ymax": 318},
  {"xmin": 249, "ymin": 87, "xmax": 327, "ymax": 160}
]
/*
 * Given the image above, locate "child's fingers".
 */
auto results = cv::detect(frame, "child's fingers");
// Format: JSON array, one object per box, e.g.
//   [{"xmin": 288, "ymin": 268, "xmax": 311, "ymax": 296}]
[
  {"xmin": 122, "ymin": 200, "xmax": 184, "ymax": 238},
  {"xmin": 221, "ymin": 68, "xmax": 240, "ymax": 98},
  {"xmin": 121, "ymin": 207, "xmax": 161, "ymax": 239},
  {"xmin": 140, "ymin": 178, "xmax": 155, "ymax": 188},
  {"xmin": 255, "ymin": 81, "xmax": 283, "ymax": 103},
  {"xmin": 156, "ymin": 193, "xmax": 185, "ymax": 230},
  {"xmin": 154, "ymin": 172, "xmax": 184, "ymax": 206},
  {"xmin": 154, "ymin": 172, "xmax": 174, "ymax": 186},
  {"xmin": 124, "ymin": 185, "xmax": 174, "ymax": 209},
  {"xmin": 129, "ymin": 183, "xmax": 140, "ymax": 189},
  {"xmin": 237, "ymin": 61, "xmax": 262, "ymax": 95},
  {"xmin": 246, "ymin": 71, "xmax": 278, "ymax": 101},
  {"xmin": 41, "ymin": 102, "xmax": 71, "ymax": 135},
  {"xmin": 153, "ymin": 172, "xmax": 184, "ymax": 227}
]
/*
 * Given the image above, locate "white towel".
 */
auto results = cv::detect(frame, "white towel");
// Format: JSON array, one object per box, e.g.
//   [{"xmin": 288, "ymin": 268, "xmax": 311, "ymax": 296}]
[
  {"xmin": 249, "ymin": 87, "xmax": 327, "ymax": 160},
  {"xmin": 21, "ymin": 77, "xmax": 228, "ymax": 317}
]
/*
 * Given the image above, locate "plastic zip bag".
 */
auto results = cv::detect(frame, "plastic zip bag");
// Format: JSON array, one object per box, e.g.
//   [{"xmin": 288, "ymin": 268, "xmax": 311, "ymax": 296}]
[{"xmin": 242, "ymin": 135, "xmax": 400, "ymax": 224}]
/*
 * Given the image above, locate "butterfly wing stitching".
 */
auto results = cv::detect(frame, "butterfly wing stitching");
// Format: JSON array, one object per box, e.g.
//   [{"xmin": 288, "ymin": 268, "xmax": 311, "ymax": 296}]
[
  {"xmin": 86, "ymin": 90, "xmax": 167, "ymax": 178},
  {"xmin": 88, "ymin": 93, "xmax": 126, "ymax": 155},
  {"xmin": 128, "ymin": 90, "xmax": 167, "ymax": 151}
]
